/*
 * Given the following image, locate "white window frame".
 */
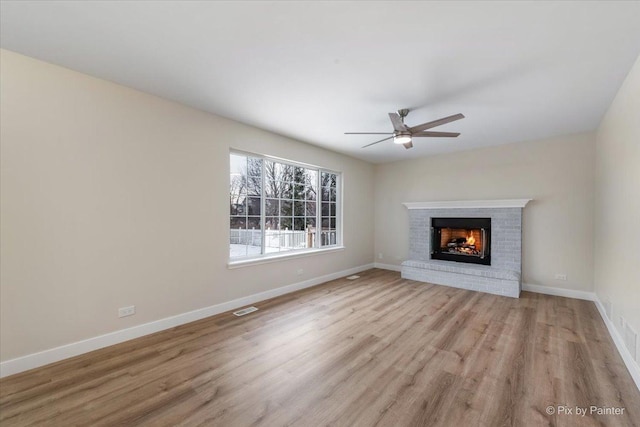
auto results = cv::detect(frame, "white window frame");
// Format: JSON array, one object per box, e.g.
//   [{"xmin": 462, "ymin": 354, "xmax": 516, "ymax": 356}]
[{"xmin": 228, "ymin": 149, "xmax": 343, "ymax": 267}]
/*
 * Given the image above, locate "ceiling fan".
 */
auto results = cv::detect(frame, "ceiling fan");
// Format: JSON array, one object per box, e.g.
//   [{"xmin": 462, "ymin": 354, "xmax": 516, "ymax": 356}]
[{"xmin": 345, "ymin": 109, "xmax": 465, "ymax": 149}]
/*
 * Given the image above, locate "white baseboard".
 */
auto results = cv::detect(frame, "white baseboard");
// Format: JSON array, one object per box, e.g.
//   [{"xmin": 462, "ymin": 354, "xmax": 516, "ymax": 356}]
[
  {"xmin": 0, "ymin": 263, "xmax": 375, "ymax": 378},
  {"xmin": 523, "ymin": 283, "xmax": 639, "ymax": 392},
  {"xmin": 373, "ymin": 262, "xmax": 402, "ymax": 272},
  {"xmin": 522, "ymin": 283, "xmax": 596, "ymax": 301},
  {"xmin": 593, "ymin": 296, "xmax": 640, "ymax": 391}
]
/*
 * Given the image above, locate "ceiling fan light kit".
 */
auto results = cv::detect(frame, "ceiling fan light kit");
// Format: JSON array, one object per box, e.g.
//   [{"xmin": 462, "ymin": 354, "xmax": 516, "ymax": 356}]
[
  {"xmin": 345, "ymin": 109, "xmax": 465, "ymax": 150},
  {"xmin": 393, "ymin": 133, "xmax": 412, "ymax": 144}
]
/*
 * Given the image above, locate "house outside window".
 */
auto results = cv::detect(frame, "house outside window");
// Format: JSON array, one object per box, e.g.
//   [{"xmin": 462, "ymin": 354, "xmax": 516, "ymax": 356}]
[{"xmin": 230, "ymin": 151, "xmax": 341, "ymax": 260}]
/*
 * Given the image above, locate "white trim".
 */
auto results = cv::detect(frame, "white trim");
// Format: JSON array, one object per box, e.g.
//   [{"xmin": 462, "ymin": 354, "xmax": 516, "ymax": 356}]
[
  {"xmin": 522, "ymin": 283, "xmax": 596, "ymax": 301},
  {"xmin": 593, "ymin": 296, "xmax": 640, "ymax": 391},
  {"xmin": 0, "ymin": 263, "xmax": 374, "ymax": 378},
  {"xmin": 374, "ymin": 262, "xmax": 402, "ymax": 272},
  {"xmin": 523, "ymin": 283, "xmax": 640, "ymax": 392},
  {"xmin": 402, "ymin": 199, "xmax": 532, "ymax": 209},
  {"xmin": 228, "ymin": 246, "xmax": 345, "ymax": 269}
]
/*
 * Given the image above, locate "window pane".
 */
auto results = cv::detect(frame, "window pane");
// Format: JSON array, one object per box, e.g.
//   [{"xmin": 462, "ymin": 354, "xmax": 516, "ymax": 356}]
[
  {"xmin": 306, "ymin": 185, "xmax": 317, "ymax": 201},
  {"xmin": 264, "ymin": 163, "xmax": 278, "ymax": 197},
  {"xmin": 306, "ymin": 229, "xmax": 316, "ymax": 249},
  {"xmin": 280, "ymin": 182, "xmax": 292, "ymax": 199},
  {"xmin": 269, "ymin": 162, "xmax": 293, "ymax": 182},
  {"xmin": 247, "ymin": 158, "xmax": 263, "ymax": 177},
  {"xmin": 281, "ymin": 217, "xmax": 292, "ymax": 230},
  {"xmin": 230, "ymin": 177, "xmax": 246, "ymax": 196},
  {"xmin": 265, "ymin": 199, "xmax": 279, "ymax": 216},
  {"xmin": 280, "ymin": 200, "xmax": 292, "ymax": 216},
  {"xmin": 330, "ymin": 203, "xmax": 336, "ymax": 216},
  {"xmin": 245, "ymin": 217, "xmax": 262, "ymax": 256},
  {"xmin": 305, "ymin": 169, "xmax": 318, "ymax": 186},
  {"xmin": 294, "ymin": 184, "xmax": 305, "ymax": 200},
  {"xmin": 294, "ymin": 217, "xmax": 305, "ymax": 231},
  {"xmin": 294, "ymin": 201, "xmax": 305, "ymax": 216},
  {"xmin": 230, "ymin": 153, "xmax": 247, "ymax": 176},
  {"xmin": 281, "ymin": 164, "xmax": 293, "ymax": 181},
  {"xmin": 305, "ymin": 217, "xmax": 316, "ymax": 229},
  {"xmin": 305, "ymin": 201, "xmax": 316, "ymax": 216},
  {"xmin": 264, "ymin": 227, "xmax": 280, "ymax": 253},
  {"xmin": 294, "ymin": 167, "xmax": 306, "ymax": 183},
  {"xmin": 321, "ymin": 186, "xmax": 330, "ymax": 202},
  {"xmin": 248, "ymin": 197, "xmax": 261, "ymax": 215},
  {"xmin": 230, "ymin": 217, "xmax": 246, "ymax": 229},
  {"xmin": 230, "ymin": 199, "xmax": 243, "ymax": 216},
  {"xmin": 247, "ymin": 176, "xmax": 261, "ymax": 196},
  {"xmin": 322, "ymin": 203, "xmax": 330, "ymax": 216},
  {"xmin": 230, "ymin": 179, "xmax": 246, "ymax": 212},
  {"xmin": 247, "ymin": 217, "xmax": 261, "ymax": 229},
  {"xmin": 265, "ymin": 216, "xmax": 279, "ymax": 230}
]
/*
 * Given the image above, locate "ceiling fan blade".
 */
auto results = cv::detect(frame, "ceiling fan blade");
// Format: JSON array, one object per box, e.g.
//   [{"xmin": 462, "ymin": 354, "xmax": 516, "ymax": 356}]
[
  {"xmin": 344, "ymin": 132, "xmax": 394, "ymax": 135},
  {"xmin": 388, "ymin": 113, "xmax": 407, "ymax": 132},
  {"xmin": 403, "ymin": 141, "xmax": 413, "ymax": 149},
  {"xmin": 408, "ymin": 113, "xmax": 465, "ymax": 133},
  {"xmin": 362, "ymin": 136, "xmax": 394, "ymax": 148},
  {"xmin": 412, "ymin": 131, "xmax": 460, "ymax": 138}
]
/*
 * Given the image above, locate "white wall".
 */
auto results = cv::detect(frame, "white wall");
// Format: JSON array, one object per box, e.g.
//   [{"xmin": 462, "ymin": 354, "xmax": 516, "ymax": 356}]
[
  {"xmin": 594, "ymin": 55, "xmax": 640, "ymax": 356},
  {"xmin": 0, "ymin": 49, "xmax": 375, "ymax": 362},
  {"xmin": 374, "ymin": 132, "xmax": 596, "ymax": 292}
]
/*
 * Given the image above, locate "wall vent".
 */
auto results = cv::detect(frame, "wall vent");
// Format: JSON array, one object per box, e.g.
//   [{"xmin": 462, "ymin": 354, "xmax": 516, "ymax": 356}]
[{"xmin": 233, "ymin": 306, "xmax": 258, "ymax": 317}]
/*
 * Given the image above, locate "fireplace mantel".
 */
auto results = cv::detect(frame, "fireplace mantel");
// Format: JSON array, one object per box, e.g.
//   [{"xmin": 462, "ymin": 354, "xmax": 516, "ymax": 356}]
[{"xmin": 402, "ymin": 199, "xmax": 532, "ymax": 210}]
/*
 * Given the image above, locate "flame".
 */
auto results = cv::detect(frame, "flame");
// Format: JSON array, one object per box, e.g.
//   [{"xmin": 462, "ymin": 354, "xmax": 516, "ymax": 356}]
[{"xmin": 466, "ymin": 232, "xmax": 476, "ymax": 246}]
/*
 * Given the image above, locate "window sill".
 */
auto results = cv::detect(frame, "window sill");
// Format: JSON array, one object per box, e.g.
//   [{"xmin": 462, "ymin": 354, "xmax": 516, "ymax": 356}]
[{"xmin": 227, "ymin": 246, "xmax": 345, "ymax": 269}]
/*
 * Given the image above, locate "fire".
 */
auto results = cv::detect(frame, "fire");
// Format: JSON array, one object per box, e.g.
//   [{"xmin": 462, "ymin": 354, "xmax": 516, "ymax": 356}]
[{"xmin": 466, "ymin": 232, "xmax": 476, "ymax": 246}]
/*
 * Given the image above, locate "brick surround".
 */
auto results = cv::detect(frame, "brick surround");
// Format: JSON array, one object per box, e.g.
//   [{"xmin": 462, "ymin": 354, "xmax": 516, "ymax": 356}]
[{"xmin": 401, "ymin": 200, "xmax": 530, "ymax": 298}]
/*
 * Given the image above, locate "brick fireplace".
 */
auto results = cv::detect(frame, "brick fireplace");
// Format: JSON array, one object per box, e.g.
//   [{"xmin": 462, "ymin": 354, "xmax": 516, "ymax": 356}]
[{"xmin": 401, "ymin": 199, "xmax": 531, "ymax": 298}]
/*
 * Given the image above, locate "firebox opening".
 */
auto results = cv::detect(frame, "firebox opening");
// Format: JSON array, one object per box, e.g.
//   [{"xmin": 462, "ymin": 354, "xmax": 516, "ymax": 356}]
[
  {"xmin": 431, "ymin": 218, "xmax": 491, "ymax": 265},
  {"xmin": 440, "ymin": 228, "xmax": 483, "ymax": 256}
]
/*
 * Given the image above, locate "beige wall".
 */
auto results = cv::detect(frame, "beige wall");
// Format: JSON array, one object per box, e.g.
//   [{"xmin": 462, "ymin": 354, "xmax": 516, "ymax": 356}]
[
  {"xmin": 594, "ymin": 55, "xmax": 640, "ymax": 350},
  {"xmin": 0, "ymin": 50, "xmax": 374, "ymax": 361},
  {"xmin": 374, "ymin": 132, "xmax": 596, "ymax": 291}
]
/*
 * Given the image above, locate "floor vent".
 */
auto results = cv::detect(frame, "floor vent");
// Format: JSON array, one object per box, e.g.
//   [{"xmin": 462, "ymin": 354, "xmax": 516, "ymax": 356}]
[
  {"xmin": 346, "ymin": 275, "xmax": 360, "ymax": 280},
  {"xmin": 233, "ymin": 306, "xmax": 258, "ymax": 317}
]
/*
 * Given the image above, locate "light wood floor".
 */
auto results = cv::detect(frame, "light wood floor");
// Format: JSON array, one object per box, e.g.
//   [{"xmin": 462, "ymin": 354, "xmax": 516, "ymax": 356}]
[{"xmin": 1, "ymin": 269, "xmax": 639, "ymax": 426}]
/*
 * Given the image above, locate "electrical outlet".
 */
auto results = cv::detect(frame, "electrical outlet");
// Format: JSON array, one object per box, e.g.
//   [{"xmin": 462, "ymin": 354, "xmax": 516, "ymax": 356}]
[
  {"xmin": 118, "ymin": 306, "xmax": 135, "ymax": 318},
  {"xmin": 296, "ymin": 268, "xmax": 303, "ymax": 276},
  {"xmin": 554, "ymin": 273, "xmax": 567, "ymax": 281}
]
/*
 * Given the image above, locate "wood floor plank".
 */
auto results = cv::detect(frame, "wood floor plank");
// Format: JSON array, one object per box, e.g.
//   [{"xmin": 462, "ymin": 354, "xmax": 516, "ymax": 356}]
[{"xmin": 1, "ymin": 269, "xmax": 639, "ymax": 426}]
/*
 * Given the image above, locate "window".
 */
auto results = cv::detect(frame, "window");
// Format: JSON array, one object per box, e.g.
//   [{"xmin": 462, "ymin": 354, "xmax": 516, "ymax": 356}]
[{"xmin": 230, "ymin": 151, "xmax": 340, "ymax": 260}]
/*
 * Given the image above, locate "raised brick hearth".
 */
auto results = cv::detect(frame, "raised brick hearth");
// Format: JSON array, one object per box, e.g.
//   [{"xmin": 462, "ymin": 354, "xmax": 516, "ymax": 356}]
[{"xmin": 401, "ymin": 199, "xmax": 531, "ymax": 298}]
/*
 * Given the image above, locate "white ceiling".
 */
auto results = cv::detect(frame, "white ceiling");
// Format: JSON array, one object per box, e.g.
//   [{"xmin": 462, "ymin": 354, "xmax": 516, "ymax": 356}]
[{"xmin": 2, "ymin": 1, "xmax": 639, "ymax": 163}]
